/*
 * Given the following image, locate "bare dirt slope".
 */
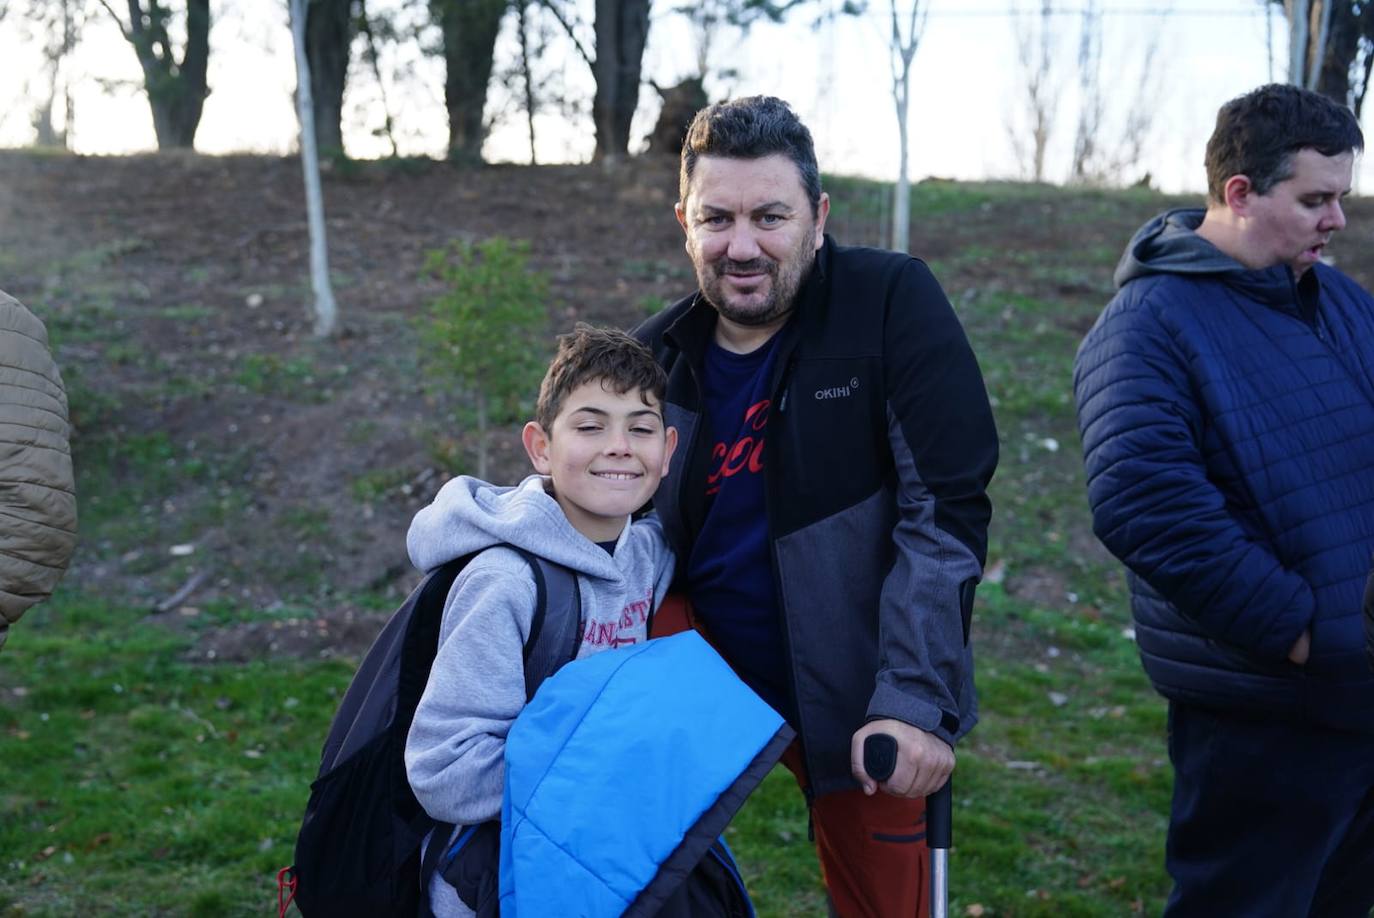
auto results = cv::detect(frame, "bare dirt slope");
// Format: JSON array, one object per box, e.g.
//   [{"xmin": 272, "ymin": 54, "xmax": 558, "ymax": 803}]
[
  {"xmin": 4, "ymin": 150, "xmax": 1371, "ymax": 661},
  {"xmin": 0, "ymin": 151, "xmax": 693, "ymax": 659}
]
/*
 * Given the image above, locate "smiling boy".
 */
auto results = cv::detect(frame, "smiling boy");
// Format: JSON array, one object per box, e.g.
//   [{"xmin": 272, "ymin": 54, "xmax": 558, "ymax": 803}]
[{"xmin": 404, "ymin": 324, "xmax": 677, "ymax": 917}]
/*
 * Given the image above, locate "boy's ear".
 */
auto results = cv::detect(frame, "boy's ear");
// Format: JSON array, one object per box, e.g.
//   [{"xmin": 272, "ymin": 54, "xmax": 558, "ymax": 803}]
[
  {"xmin": 522, "ymin": 421, "xmax": 553, "ymax": 474},
  {"xmin": 660, "ymin": 426, "xmax": 679, "ymax": 477}
]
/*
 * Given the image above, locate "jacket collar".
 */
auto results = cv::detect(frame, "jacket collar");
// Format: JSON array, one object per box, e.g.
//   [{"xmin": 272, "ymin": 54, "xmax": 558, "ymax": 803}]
[{"xmin": 1222, "ymin": 262, "xmax": 1325, "ymax": 325}]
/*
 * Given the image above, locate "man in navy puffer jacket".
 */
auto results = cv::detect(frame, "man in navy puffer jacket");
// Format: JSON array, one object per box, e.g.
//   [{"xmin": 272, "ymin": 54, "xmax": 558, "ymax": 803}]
[{"xmin": 1074, "ymin": 84, "xmax": 1374, "ymax": 916}]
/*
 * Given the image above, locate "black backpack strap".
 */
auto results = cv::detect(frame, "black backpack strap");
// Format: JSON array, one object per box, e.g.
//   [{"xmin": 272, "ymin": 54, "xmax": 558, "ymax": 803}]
[{"xmin": 510, "ymin": 548, "xmax": 583, "ymax": 701}]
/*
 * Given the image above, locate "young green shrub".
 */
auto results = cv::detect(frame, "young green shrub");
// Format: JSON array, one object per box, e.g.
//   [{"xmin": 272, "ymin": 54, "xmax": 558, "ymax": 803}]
[{"xmin": 419, "ymin": 238, "xmax": 551, "ymax": 481}]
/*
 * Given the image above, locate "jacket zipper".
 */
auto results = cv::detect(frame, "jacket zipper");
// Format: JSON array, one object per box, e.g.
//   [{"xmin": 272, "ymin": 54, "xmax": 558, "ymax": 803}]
[
  {"xmin": 766, "ymin": 355, "xmax": 815, "ymax": 789},
  {"xmin": 1287, "ymin": 277, "xmax": 1373, "ymax": 398}
]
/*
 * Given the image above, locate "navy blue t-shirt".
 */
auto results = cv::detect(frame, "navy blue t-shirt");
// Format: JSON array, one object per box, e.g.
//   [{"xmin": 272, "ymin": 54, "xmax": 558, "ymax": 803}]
[{"xmin": 686, "ymin": 335, "xmax": 790, "ymax": 717}]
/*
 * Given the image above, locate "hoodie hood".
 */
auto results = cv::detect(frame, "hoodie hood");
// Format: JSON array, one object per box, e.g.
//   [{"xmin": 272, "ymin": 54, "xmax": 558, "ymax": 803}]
[
  {"xmin": 407, "ymin": 474, "xmax": 629, "ymax": 581},
  {"xmin": 1113, "ymin": 208, "xmax": 1252, "ymax": 288},
  {"xmin": 1114, "ymin": 208, "xmax": 1324, "ymax": 315}
]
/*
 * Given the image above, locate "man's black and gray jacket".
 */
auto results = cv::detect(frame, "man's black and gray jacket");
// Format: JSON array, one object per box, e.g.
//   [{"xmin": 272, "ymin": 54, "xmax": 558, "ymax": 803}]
[{"xmin": 634, "ymin": 236, "xmax": 999, "ymax": 796}]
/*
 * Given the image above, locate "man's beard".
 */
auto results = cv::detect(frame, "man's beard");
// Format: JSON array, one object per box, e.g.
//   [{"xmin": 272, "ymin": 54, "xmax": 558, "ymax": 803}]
[{"xmin": 696, "ymin": 234, "xmax": 816, "ymax": 327}]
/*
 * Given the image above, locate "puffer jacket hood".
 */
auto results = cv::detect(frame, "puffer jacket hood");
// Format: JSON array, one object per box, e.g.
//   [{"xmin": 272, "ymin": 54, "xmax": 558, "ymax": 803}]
[
  {"xmin": 1114, "ymin": 208, "xmax": 1247, "ymax": 287},
  {"xmin": 408, "ymin": 474, "xmax": 629, "ymax": 582},
  {"xmin": 500, "ymin": 630, "xmax": 793, "ymax": 917}
]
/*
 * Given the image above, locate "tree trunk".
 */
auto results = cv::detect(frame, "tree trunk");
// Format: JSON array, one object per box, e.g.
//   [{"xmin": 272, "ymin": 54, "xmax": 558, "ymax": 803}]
[
  {"xmin": 592, "ymin": 0, "xmax": 650, "ymax": 162},
  {"xmin": 35, "ymin": 0, "xmax": 80, "ymax": 149},
  {"xmin": 290, "ymin": 0, "xmax": 339, "ymax": 338},
  {"xmin": 892, "ymin": 112, "xmax": 909, "ymax": 254},
  {"xmin": 888, "ymin": 2, "xmax": 924, "ymax": 252},
  {"xmin": 1278, "ymin": 0, "xmax": 1374, "ymax": 112},
  {"xmin": 1306, "ymin": 0, "xmax": 1334, "ymax": 88},
  {"xmin": 1290, "ymin": 0, "xmax": 1311, "ymax": 85},
  {"xmin": 125, "ymin": 0, "xmax": 210, "ymax": 150},
  {"xmin": 517, "ymin": 0, "xmax": 538, "ymax": 165},
  {"xmin": 358, "ymin": 1, "xmax": 399, "ymax": 157},
  {"xmin": 305, "ymin": 0, "xmax": 354, "ymax": 158},
  {"xmin": 1315, "ymin": 1, "xmax": 1358, "ymax": 104},
  {"xmin": 1357, "ymin": 43, "xmax": 1374, "ymax": 119},
  {"xmin": 433, "ymin": 0, "xmax": 505, "ymax": 163}
]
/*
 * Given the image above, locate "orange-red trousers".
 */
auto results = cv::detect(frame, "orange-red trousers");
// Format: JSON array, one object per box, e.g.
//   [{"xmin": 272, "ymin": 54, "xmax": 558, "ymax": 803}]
[
  {"xmin": 780, "ymin": 743, "xmax": 929, "ymax": 918},
  {"xmin": 653, "ymin": 596, "xmax": 929, "ymax": 918}
]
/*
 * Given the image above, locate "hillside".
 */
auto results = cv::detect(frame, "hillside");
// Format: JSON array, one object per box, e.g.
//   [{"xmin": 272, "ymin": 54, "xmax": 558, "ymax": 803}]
[
  {"xmin": 0, "ymin": 151, "xmax": 697, "ymax": 659},
  {"xmin": 5, "ymin": 149, "xmax": 1373, "ymax": 915}
]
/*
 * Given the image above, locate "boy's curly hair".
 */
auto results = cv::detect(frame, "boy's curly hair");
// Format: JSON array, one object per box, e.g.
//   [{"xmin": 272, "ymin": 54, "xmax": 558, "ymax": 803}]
[{"xmin": 535, "ymin": 324, "xmax": 667, "ymax": 432}]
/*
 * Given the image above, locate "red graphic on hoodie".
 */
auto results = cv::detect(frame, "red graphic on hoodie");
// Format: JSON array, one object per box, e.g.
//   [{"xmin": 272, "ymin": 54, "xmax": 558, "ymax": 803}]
[
  {"xmin": 706, "ymin": 399, "xmax": 769, "ymax": 496},
  {"xmin": 582, "ymin": 585, "xmax": 654, "ymax": 649}
]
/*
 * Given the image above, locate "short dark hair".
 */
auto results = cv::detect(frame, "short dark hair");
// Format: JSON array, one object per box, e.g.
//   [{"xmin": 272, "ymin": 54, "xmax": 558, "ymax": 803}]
[
  {"xmin": 679, "ymin": 95, "xmax": 823, "ymax": 215},
  {"xmin": 535, "ymin": 323, "xmax": 667, "ymax": 432},
  {"xmin": 1205, "ymin": 83, "xmax": 1364, "ymax": 201}
]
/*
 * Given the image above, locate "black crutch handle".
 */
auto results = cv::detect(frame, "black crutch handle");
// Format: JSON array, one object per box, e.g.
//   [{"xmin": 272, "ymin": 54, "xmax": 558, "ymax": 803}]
[
  {"xmin": 862, "ymin": 732, "xmax": 953, "ymax": 849},
  {"xmin": 862, "ymin": 732, "xmax": 898, "ymax": 781}
]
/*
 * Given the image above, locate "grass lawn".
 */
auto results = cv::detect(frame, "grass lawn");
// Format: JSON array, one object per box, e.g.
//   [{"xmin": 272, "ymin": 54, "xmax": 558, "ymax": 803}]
[{"xmin": 2, "ymin": 587, "xmax": 1169, "ymax": 916}]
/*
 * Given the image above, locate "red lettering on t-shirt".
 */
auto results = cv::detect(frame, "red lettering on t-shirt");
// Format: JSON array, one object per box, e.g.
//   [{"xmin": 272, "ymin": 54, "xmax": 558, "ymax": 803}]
[
  {"xmin": 745, "ymin": 400, "xmax": 770, "ymax": 431},
  {"xmin": 706, "ymin": 399, "xmax": 769, "ymax": 495}
]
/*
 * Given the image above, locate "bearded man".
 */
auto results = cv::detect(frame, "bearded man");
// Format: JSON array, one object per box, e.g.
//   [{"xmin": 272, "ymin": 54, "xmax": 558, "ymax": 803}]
[{"xmin": 634, "ymin": 95, "xmax": 998, "ymax": 918}]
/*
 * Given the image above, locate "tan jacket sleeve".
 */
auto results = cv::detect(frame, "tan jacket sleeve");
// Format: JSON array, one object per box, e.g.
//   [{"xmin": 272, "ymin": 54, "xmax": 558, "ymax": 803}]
[{"xmin": 0, "ymin": 289, "xmax": 77, "ymax": 651}]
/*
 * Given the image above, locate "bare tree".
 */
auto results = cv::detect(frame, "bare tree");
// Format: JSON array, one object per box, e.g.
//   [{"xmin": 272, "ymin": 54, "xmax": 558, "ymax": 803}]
[
  {"xmin": 432, "ymin": 0, "xmax": 506, "ymax": 163},
  {"xmin": 1274, "ymin": 1, "xmax": 1374, "ymax": 118},
  {"xmin": 1291, "ymin": 0, "xmax": 1312, "ymax": 83},
  {"xmin": 647, "ymin": 0, "xmax": 821, "ymax": 155},
  {"xmin": 671, "ymin": 0, "xmax": 763, "ymax": 84},
  {"xmin": 591, "ymin": 0, "xmax": 651, "ymax": 163},
  {"xmin": 485, "ymin": 0, "xmax": 585, "ymax": 165},
  {"xmin": 885, "ymin": 0, "xmax": 927, "ymax": 254},
  {"xmin": 95, "ymin": 0, "xmax": 210, "ymax": 149},
  {"xmin": 645, "ymin": 78, "xmax": 707, "ymax": 156},
  {"xmin": 516, "ymin": 0, "xmax": 539, "ymax": 164},
  {"xmin": 537, "ymin": 0, "xmax": 649, "ymax": 162},
  {"xmin": 290, "ymin": 0, "xmax": 338, "ymax": 338},
  {"xmin": 357, "ymin": 0, "xmax": 399, "ymax": 158},
  {"xmin": 533, "ymin": 0, "xmax": 822, "ymax": 162},
  {"xmin": 1266, "ymin": 0, "xmax": 1276, "ymax": 81},
  {"xmin": 1007, "ymin": 0, "xmax": 1056, "ymax": 182},
  {"xmin": 1111, "ymin": 34, "xmax": 1164, "ymax": 185},
  {"xmin": 1070, "ymin": 0, "xmax": 1103, "ymax": 183},
  {"xmin": 20, "ymin": 0, "xmax": 88, "ymax": 148},
  {"xmin": 304, "ymin": 0, "xmax": 356, "ymax": 158},
  {"xmin": 1070, "ymin": 2, "xmax": 1165, "ymax": 186}
]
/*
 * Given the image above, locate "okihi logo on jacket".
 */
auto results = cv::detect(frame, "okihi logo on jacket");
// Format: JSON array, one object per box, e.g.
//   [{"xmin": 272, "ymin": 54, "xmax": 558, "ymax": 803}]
[{"xmin": 815, "ymin": 377, "xmax": 861, "ymax": 400}]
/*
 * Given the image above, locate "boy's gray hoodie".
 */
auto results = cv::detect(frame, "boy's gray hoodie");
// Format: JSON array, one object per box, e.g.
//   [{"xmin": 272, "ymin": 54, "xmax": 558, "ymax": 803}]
[{"xmin": 403, "ymin": 473, "xmax": 674, "ymax": 912}]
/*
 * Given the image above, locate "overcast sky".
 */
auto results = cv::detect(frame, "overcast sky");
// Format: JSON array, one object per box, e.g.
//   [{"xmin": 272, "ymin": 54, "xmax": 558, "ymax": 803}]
[{"xmin": 1, "ymin": 1, "xmax": 1354, "ymax": 195}]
